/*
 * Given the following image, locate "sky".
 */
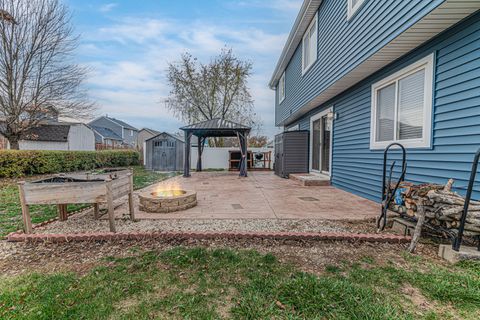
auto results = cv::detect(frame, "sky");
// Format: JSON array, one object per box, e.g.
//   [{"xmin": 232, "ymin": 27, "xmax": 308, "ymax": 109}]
[{"xmin": 65, "ymin": 0, "xmax": 303, "ymax": 138}]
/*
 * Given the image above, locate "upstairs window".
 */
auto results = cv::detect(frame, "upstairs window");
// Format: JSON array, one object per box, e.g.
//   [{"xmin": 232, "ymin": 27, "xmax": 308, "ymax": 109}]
[
  {"xmin": 302, "ymin": 13, "xmax": 317, "ymax": 75},
  {"xmin": 130, "ymin": 129, "xmax": 134, "ymax": 137},
  {"xmin": 278, "ymin": 72, "xmax": 286, "ymax": 103},
  {"xmin": 347, "ymin": 0, "xmax": 365, "ymax": 20},
  {"xmin": 370, "ymin": 54, "xmax": 434, "ymax": 149}
]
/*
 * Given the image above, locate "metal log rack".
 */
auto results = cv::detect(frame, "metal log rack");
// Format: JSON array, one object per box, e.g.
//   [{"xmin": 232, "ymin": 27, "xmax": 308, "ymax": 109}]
[{"xmin": 377, "ymin": 143, "xmax": 407, "ymax": 231}]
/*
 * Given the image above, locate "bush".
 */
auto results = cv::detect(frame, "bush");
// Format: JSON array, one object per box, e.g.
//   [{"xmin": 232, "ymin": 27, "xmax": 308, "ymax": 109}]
[{"xmin": 0, "ymin": 150, "xmax": 140, "ymax": 178}]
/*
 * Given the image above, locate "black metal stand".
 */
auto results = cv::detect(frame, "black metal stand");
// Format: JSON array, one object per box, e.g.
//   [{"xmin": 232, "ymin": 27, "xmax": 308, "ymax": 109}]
[
  {"xmin": 377, "ymin": 143, "xmax": 407, "ymax": 231},
  {"xmin": 452, "ymin": 148, "xmax": 480, "ymax": 252}
]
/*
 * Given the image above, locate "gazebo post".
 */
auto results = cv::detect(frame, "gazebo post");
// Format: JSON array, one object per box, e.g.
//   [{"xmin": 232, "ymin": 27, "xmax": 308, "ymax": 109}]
[
  {"xmin": 184, "ymin": 131, "xmax": 192, "ymax": 177},
  {"xmin": 196, "ymin": 137, "xmax": 203, "ymax": 172},
  {"xmin": 243, "ymin": 131, "xmax": 248, "ymax": 177},
  {"xmin": 238, "ymin": 131, "xmax": 248, "ymax": 177}
]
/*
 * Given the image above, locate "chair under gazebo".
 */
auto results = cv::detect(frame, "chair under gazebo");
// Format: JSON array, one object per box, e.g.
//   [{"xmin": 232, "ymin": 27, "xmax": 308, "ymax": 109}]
[{"xmin": 180, "ymin": 118, "xmax": 251, "ymax": 177}]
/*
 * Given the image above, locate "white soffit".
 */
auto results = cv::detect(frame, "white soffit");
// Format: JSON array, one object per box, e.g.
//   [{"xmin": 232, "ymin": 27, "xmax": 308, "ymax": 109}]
[{"xmin": 280, "ymin": 0, "xmax": 480, "ymax": 126}]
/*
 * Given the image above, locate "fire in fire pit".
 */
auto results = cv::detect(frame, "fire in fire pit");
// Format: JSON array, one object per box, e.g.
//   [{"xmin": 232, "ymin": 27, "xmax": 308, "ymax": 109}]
[
  {"xmin": 139, "ymin": 182, "xmax": 197, "ymax": 213},
  {"xmin": 151, "ymin": 190, "xmax": 186, "ymax": 198}
]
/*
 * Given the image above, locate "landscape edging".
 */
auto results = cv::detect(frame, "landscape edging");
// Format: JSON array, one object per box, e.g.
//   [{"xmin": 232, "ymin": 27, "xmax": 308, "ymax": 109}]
[{"xmin": 6, "ymin": 230, "xmax": 411, "ymax": 244}]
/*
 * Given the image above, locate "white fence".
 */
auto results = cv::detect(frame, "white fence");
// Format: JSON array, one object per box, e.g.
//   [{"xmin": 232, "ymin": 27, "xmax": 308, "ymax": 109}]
[{"xmin": 190, "ymin": 147, "xmax": 273, "ymax": 170}]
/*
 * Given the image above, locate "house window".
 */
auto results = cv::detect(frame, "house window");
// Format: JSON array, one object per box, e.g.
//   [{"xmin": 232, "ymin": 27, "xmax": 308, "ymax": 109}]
[
  {"xmin": 130, "ymin": 129, "xmax": 134, "ymax": 137},
  {"xmin": 278, "ymin": 72, "xmax": 286, "ymax": 103},
  {"xmin": 370, "ymin": 54, "xmax": 434, "ymax": 149},
  {"xmin": 347, "ymin": 0, "xmax": 365, "ymax": 19},
  {"xmin": 302, "ymin": 13, "xmax": 317, "ymax": 75}
]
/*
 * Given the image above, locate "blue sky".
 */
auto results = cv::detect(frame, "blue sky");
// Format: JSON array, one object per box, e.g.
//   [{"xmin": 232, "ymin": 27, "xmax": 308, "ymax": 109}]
[{"xmin": 65, "ymin": 0, "xmax": 302, "ymax": 137}]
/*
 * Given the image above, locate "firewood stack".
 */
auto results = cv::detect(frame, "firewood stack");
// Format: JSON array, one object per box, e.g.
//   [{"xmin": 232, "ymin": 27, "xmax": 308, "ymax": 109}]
[{"xmin": 389, "ymin": 179, "xmax": 480, "ymax": 237}]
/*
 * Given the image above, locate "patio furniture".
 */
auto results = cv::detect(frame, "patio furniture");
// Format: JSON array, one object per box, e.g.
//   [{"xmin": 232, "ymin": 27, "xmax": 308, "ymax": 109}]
[{"xmin": 228, "ymin": 150, "xmax": 272, "ymax": 171}]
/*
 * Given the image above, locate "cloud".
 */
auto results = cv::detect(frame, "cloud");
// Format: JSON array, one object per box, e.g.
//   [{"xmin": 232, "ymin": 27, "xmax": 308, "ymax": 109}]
[
  {"xmin": 80, "ymin": 13, "xmax": 294, "ymax": 136},
  {"xmin": 99, "ymin": 3, "xmax": 118, "ymax": 13},
  {"xmin": 231, "ymin": 0, "xmax": 303, "ymax": 13}
]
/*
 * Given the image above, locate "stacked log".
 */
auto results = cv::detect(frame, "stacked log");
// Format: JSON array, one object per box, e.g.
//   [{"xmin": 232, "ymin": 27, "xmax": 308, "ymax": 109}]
[{"xmin": 389, "ymin": 179, "xmax": 480, "ymax": 237}]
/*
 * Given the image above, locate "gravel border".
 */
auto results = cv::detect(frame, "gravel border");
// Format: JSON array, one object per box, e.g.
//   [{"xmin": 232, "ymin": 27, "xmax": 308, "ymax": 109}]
[{"xmin": 34, "ymin": 208, "xmax": 352, "ymax": 234}]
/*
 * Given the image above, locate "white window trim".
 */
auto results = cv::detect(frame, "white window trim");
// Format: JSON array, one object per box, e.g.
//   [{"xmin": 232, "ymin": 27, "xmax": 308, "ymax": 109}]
[
  {"xmin": 310, "ymin": 107, "xmax": 333, "ymax": 176},
  {"xmin": 279, "ymin": 72, "xmax": 286, "ymax": 103},
  {"xmin": 347, "ymin": 0, "xmax": 365, "ymax": 20},
  {"xmin": 370, "ymin": 53, "xmax": 434, "ymax": 150},
  {"xmin": 301, "ymin": 12, "xmax": 318, "ymax": 76}
]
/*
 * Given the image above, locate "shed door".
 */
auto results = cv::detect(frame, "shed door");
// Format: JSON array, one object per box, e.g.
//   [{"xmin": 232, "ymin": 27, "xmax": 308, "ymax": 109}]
[{"xmin": 152, "ymin": 139, "xmax": 176, "ymax": 171}]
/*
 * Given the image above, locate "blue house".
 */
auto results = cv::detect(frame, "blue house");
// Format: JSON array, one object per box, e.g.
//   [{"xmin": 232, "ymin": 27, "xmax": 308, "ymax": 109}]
[{"xmin": 270, "ymin": 0, "xmax": 480, "ymax": 201}]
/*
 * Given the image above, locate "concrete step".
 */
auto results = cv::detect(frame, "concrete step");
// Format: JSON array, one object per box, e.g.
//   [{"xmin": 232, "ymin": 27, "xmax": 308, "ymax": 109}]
[{"xmin": 289, "ymin": 173, "xmax": 330, "ymax": 186}]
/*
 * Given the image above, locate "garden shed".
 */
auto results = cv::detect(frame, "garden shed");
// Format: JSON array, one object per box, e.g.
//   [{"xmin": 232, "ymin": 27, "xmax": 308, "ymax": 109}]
[{"xmin": 144, "ymin": 132, "xmax": 184, "ymax": 171}]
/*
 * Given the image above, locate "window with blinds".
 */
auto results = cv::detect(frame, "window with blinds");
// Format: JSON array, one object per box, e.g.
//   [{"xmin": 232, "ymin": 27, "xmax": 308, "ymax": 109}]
[
  {"xmin": 278, "ymin": 72, "xmax": 285, "ymax": 103},
  {"xmin": 370, "ymin": 54, "xmax": 434, "ymax": 149},
  {"xmin": 302, "ymin": 13, "xmax": 317, "ymax": 74}
]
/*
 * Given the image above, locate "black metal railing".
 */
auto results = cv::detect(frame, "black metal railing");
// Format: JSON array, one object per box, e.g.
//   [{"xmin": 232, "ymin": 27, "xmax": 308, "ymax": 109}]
[
  {"xmin": 377, "ymin": 143, "xmax": 407, "ymax": 231},
  {"xmin": 452, "ymin": 148, "xmax": 480, "ymax": 252}
]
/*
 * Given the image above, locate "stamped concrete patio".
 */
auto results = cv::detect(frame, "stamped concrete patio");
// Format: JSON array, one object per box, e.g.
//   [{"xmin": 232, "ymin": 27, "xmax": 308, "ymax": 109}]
[
  {"xmin": 13, "ymin": 171, "xmax": 399, "ymax": 241},
  {"xmin": 133, "ymin": 171, "xmax": 380, "ymax": 220}
]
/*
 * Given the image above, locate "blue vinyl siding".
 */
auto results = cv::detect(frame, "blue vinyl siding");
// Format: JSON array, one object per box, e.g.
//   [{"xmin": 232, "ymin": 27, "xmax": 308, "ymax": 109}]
[
  {"xmin": 276, "ymin": 0, "xmax": 445, "ymax": 126},
  {"xmin": 295, "ymin": 11, "xmax": 480, "ymax": 202}
]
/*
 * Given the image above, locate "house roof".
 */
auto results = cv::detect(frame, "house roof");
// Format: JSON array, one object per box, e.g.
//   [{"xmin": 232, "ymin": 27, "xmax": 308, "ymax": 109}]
[
  {"xmin": 140, "ymin": 128, "xmax": 160, "ymax": 135},
  {"xmin": 22, "ymin": 124, "xmax": 70, "ymax": 142},
  {"xmin": 269, "ymin": 0, "xmax": 322, "ymax": 88},
  {"xmin": 145, "ymin": 131, "xmax": 185, "ymax": 143},
  {"xmin": 105, "ymin": 117, "xmax": 138, "ymax": 131},
  {"xmin": 91, "ymin": 126, "xmax": 123, "ymax": 141}
]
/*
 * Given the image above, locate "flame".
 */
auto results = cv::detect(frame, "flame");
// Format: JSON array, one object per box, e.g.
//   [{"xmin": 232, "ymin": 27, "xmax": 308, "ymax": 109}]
[{"xmin": 154, "ymin": 180, "xmax": 184, "ymax": 197}]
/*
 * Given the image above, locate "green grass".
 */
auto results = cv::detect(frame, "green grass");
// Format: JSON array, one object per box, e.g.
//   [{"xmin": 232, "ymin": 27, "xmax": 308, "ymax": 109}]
[
  {"xmin": 131, "ymin": 166, "xmax": 179, "ymax": 190},
  {"xmin": 1, "ymin": 247, "xmax": 479, "ymax": 319},
  {"xmin": 0, "ymin": 166, "xmax": 176, "ymax": 237}
]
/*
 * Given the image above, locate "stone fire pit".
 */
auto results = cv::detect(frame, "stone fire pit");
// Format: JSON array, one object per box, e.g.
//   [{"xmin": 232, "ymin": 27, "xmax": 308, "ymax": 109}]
[{"xmin": 138, "ymin": 189, "xmax": 197, "ymax": 213}]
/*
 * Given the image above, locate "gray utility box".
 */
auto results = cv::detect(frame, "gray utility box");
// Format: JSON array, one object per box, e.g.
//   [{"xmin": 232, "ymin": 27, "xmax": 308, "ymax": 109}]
[{"xmin": 274, "ymin": 130, "xmax": 309, "ymax": 178}]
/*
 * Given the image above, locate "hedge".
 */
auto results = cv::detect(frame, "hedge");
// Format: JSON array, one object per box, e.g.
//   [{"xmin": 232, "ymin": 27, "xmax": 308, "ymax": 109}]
[{"xmin": 0, "ymin": 150, "xmax": 140, "ymax": 178}]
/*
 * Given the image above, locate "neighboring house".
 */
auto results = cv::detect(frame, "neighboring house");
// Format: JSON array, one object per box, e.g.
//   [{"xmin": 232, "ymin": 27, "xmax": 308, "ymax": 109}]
[
  {"xmin": 0, "ymin": 122, "xmax": 95, "ymax": 151},
  {"xmin": 89, "ymin": 116, "xmax": 139, "ymax": 147},
  {"xmin": 137, "ymin": 128, "xmax": 160, "ymax": 156},
  {"xmin": 91, "ymin": 126, "xmax": 124, "ymax": 148},
  {"xmin": 270, "ymin": 0, "xmax": 480, "ymax": 201}
]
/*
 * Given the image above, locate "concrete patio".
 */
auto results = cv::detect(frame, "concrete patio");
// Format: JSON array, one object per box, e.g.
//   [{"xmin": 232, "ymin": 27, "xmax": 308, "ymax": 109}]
[
  {"xmin": 133, "ymin": 171, "xmax": 379, "ymax": 220},
  {"xmin": 12, "ymin": 171, "xmax": 400, "ymax": 242}
]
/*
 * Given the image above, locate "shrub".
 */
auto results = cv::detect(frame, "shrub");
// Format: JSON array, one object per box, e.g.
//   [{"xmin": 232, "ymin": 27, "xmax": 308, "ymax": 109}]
[{"xmin": 0, "ymin": 150, "xmax": 140, "ymax": 178}]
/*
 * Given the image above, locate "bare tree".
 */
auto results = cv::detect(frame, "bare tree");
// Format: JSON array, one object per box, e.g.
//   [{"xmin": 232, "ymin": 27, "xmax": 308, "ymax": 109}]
[
  {"xmin": 0, "ymin": 0, "xmax": 94, "ymax": 149},
  {"xmin": 166, "ymin": 48, "xmax": 259, "ymax": 146}
]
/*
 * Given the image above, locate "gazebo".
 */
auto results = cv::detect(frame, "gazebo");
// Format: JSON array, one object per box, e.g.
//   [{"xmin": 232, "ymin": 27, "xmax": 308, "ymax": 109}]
[{"xmin": 180, "ymin": 118, "xmax": 251, "ymax": 178}]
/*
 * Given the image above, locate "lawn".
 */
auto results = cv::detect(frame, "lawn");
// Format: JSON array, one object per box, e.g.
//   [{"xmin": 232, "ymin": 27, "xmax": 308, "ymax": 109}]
[
  {"xmin": 0, "ymin": 166, "xmax": 177, "ymax": 238},
  {"xmin": 0, "ymin": 247, "xmax": 479, "ymax": 319}
]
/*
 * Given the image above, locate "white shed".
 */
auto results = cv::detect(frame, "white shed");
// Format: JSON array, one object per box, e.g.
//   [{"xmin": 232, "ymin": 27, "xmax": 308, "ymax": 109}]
[{"xmin": 1, "ymin": 123, "xmax": 95, "ymax": 151}]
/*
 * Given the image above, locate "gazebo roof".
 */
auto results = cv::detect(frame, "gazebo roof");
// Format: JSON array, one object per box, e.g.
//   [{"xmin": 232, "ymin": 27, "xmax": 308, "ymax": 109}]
[{"xmin": 180, "ymin": 118, "xmax": 251, "ymax": 137}]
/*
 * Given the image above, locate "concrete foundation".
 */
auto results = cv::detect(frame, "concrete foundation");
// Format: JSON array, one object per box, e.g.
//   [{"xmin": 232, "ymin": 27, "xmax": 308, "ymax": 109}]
[
  {"xmin": 438, "ymin": 244, "xmax": 480, "ymax": 263},
  {"xmin": 290, "ymin": 173, "xmax": 330, "ymax": 186}
]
